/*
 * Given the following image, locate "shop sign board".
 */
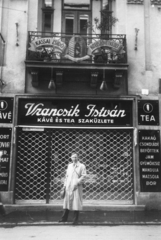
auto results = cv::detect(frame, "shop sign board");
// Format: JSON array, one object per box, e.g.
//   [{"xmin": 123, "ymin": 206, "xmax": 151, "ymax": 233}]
[
  {"xmin": 139, "ymin": 130, "xmax": 161, "ymax": 192},
  {"xmin": 0, "ymin": 128, "xmax": 12, "ymax": 191},
  {"xmin": 18, "ymin": 98, "xmax": 133, "ymax": 127},
  {"xmin": 138, "ymin": 100, "xmax": 159, "ymax": 125},
  {"xmin": 0, "ymin": 97, "xmax": 14, "ymax": 123}
]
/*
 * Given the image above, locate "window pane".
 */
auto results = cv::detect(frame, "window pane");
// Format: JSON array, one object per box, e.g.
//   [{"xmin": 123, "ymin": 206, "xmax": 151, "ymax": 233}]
[
  {"xmin": 44, "ymin": 13, "xmax": 52, "ymax": 32},
  {"xmin": 65, "ymin": 15, "xmax": 74, "ymax": 34},
  {"xmin": 79, "ymin": 14, "xmax": 89, "ymax": 35},
  {"xmin": 102, "ymin": 0, "xmax": 109, "ymax": 9}
]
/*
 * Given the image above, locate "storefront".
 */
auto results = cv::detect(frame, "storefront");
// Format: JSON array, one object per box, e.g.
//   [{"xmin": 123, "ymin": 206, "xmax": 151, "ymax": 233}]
[
  {"xmin": 13, "ymin": 96, "xmax": 135, "ymax": 205},
  {"xmin": 1, "ymin": 95, "xmax": 161, "ymax": 209}
]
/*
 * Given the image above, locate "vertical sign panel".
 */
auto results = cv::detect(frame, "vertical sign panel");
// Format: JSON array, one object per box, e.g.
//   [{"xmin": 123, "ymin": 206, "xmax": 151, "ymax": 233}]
[
  {"xmin": 138, "ymin": 100, "xmax": 159, "ymax": 126},
  {"xmin": 0, "ymin": 98, "xmax": 13, "ymax": 123},
  {"xmin": 0, "ymin": 128, "xmax": 12, "ymax": 191},
  {"xmin": 139, "ymin": 130, "xmax": 161, "ymax": 192}
]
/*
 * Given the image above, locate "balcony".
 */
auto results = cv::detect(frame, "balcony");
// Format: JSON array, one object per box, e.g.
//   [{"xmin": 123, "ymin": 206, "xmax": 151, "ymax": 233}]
[
  {"xmin": 25, "ymin": 31, "xmax": 128, "ymax": 95},
  {"xmin": 25, "ymin": 31, "xmax": 128, "ymax": 69}
]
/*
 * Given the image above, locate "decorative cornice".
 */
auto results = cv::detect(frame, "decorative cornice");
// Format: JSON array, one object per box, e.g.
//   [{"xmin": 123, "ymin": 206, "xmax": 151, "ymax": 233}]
[
  {"xmin": 151, "ymin": 0, "xmax": 161, "ymax": 5},
  {"xmin": 127, "ymin": 0, "xmax": 143, "ymax": 4}
]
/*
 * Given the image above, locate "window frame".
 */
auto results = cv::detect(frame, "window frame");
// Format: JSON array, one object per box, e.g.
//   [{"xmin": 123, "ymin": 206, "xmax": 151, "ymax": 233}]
[
  {"xmin": 42, "ymin": 0, "xmax": 54, "ymax": 33},
  {"xmin": 62, "ymin": 10, "xmax": 91, "ymax": 35}
]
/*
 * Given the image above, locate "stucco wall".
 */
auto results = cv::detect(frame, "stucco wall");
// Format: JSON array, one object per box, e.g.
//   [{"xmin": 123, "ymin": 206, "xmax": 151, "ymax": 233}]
[
  {"xmin": 126, "ymin": 3, "xmax": 146, "ymax": 95},
  {"xmin": 28, "ymin": 0, "xmax": 39, "ymax": 31},
  {"xmin": 53, "ymin": 0, "xmax": 62, "ymax": 32},
  {"xmin": 149, "ymin": 6, "xmax": 161, "ymax": 93},
  {"xmin": 1, "ymin": 0, "xmax": 28, "ymax": 93},
  {"xmin": 114, "ymin": 1, "xmax": 160, "ymax": 96}
]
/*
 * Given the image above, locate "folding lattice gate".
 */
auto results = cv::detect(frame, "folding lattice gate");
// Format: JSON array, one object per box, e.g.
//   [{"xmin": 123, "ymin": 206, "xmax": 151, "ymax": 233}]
[{"xmin": 15, "ymin": 128, "xmax": 134, "ymax": 204}]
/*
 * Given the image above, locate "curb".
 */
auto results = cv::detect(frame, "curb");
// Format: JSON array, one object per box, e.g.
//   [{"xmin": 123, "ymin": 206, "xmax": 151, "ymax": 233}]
[{"xmin": 0, "ymin": 221, "xmax": 161, "ymax": 227}]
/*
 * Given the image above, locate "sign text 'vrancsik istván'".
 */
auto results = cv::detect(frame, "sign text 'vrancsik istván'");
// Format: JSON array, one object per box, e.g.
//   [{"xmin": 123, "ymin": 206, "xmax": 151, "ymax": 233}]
[{"xmin": 18, "ymin": 99, "xmax": 132, "ymax": 126}]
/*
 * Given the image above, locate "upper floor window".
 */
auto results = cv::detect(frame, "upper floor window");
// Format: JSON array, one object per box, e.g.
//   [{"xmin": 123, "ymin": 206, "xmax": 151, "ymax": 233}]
[
  {"xmin": 100, "ymin": 0, "xmax": 117, "ymax": 34},
  {"xmin": 62, "ymin": 0, "xmax": 91, "ymax": 35},
  {"xmin": 44, "ymin": 0, "xmax": 53, "ymax": 8},
  {"xmin": 42, "ymin": 0, "xmax": 54, "ymax": 32}
]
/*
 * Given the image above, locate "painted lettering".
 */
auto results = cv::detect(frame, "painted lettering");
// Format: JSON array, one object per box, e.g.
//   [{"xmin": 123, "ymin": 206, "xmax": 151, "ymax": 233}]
[
  {"xmin": 0, "ymin": 142, "xmax": 10, "ymax": 148},
  {"xmin": 140, "ymin": 115, "xmax": 156, "ymax": 121},
  {"xmin": 25, "ymin": 103, "xmax": 80, "ymax": 117}
]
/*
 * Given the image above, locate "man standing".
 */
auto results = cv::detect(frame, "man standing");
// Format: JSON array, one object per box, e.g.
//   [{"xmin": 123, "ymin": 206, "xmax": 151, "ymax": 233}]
[{"xmin": 59, "ymin": 152, "xmax": 86, "ymax": 225}]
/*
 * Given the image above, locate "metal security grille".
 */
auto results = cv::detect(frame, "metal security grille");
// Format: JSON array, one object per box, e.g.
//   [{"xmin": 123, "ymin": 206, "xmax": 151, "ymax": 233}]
[
  {"xmin": 15, "ymin": 128, "xmax": 134, "ymax": 204},
  {"xmin": 15, "ymin": 129, "xmax": 49, "ymax": 202},
  {"xmin": 50, "ymin": 129, "xmax": 134, "ymax": 203}
]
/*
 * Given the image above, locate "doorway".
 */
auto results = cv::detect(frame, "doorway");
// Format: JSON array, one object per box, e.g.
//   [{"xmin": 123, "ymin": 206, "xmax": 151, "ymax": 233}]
[{"xmin": 62, "ymin": 11, "xmax": 91, "ymax": 35}]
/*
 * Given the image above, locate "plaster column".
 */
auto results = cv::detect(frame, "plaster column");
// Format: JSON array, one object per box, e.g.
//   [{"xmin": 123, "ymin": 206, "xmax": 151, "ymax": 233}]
[
  {"xmin": 144, "ymin": 0, "xmax": 152, "ymax": 71},
  {"xmin": 0, "ymin": 0, "xmax": 9, "ymax": 65},
  {"xmin": 0, "ymin": 0, "xmax": 2, "ymax": 31}
]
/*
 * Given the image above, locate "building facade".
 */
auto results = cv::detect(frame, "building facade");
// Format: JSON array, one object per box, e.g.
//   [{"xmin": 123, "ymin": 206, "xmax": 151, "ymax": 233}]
[{"xmin": 0, "ymin": 0, "xmax": 161, "ymax": 209}]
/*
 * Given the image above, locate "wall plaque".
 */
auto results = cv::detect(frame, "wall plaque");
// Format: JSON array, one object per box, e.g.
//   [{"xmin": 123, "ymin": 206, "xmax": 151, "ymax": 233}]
[
  {"xmin": 139, "ymin": 130, "xmax": 161, "ymax": 192},
  {"xmin": 138, "ymin": 100, "xmax": 159, "ymax": 126},
  {"xmin": 0, "ymin": 128, "xmax": 12, "ymax": 191}
]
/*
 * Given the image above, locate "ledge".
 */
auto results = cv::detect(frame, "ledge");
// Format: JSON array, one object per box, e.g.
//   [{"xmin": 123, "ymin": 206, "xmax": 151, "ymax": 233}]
[
  {"xmin": 127, "ymin": 0, "xmax": 143, "ymax": 4},
  {"xmin": 3, "ymin": 204, "xmax": 145, "ymax": 214},
  {"xmin": 25, "ymin": 60, "xmax": 129, "ymax": 70}
]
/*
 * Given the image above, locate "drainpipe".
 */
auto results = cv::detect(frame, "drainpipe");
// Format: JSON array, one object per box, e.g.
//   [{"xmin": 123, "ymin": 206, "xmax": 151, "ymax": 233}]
[{"xmin": 0, "ymin": 33, "xmax": 6, "ymax": 93}]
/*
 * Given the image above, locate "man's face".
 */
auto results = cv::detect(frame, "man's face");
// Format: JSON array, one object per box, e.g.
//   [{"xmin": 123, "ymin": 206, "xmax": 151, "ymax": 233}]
[{"xmin": 71, "ymin": 154, "xmax": 78, "ymax": 164}]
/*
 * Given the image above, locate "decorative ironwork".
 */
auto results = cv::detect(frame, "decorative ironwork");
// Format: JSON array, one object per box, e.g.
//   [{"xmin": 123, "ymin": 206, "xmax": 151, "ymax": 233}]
[
  {"xmin": 151, "ymin": 0, "xmax": 161, "ymax": 5},
  {"xmin": 26, "ymin": 31, "xmax": 127, "ymax": 64}
]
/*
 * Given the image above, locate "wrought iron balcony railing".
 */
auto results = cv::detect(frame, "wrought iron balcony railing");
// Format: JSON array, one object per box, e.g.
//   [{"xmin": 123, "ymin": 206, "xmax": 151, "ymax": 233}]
[{"xmin": 26, "ymin": 31, "xmax": 127, "ymax": 66}]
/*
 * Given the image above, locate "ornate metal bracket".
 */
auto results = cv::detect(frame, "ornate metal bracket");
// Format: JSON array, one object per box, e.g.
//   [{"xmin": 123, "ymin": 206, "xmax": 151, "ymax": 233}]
[{"xmin": 134, "ymin": 28, "xmax": 139, "ymax": 51}]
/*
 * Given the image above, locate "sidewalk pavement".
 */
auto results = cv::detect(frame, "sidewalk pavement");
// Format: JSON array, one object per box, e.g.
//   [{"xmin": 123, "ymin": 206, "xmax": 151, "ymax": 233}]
[{"xmin": 0, "ymin": 206, "xmax": 161, "ymax": 227}]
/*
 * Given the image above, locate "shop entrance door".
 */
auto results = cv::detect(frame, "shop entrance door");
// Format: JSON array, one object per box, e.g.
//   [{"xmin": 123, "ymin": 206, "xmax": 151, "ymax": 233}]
[{"xmin": 15, "ymin": 128, "xmax": 134, "ymax": 204}]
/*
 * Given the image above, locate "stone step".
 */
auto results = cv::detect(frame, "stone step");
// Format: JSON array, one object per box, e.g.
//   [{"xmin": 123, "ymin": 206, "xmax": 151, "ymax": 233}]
[{"xmin": 3, "ymin": 204, "xmax": 145, "ymax": 214}]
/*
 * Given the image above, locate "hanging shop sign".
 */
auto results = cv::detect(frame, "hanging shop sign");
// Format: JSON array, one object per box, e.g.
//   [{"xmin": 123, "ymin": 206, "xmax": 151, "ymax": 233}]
[
  {"xmin": 18, "ymin": 98, "xmax": 133, "ymax": 127},
  {"xmin": 0, "ymin": 128, "xmax": 12, "ymax": 191},
  {"xmin": 0, "ymin": 97, "xmax": 14, "ymax": 123},
  {"xmin": 139, "ymin": 130, "xmax": 161, "ymax": 192},
  {"xmin": 138, "ymin": 100, "xmax": 159, "ymax": 126}
]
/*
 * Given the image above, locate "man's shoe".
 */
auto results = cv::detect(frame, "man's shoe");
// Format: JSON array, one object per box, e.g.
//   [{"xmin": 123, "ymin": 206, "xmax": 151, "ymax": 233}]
[
  {"xmin": 58, "ymin": 219, "xmax": 66, "ymax": 223},
  {"xmin": 72, "ymin": 220, "xmax": 78, "ymax": 225}
]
